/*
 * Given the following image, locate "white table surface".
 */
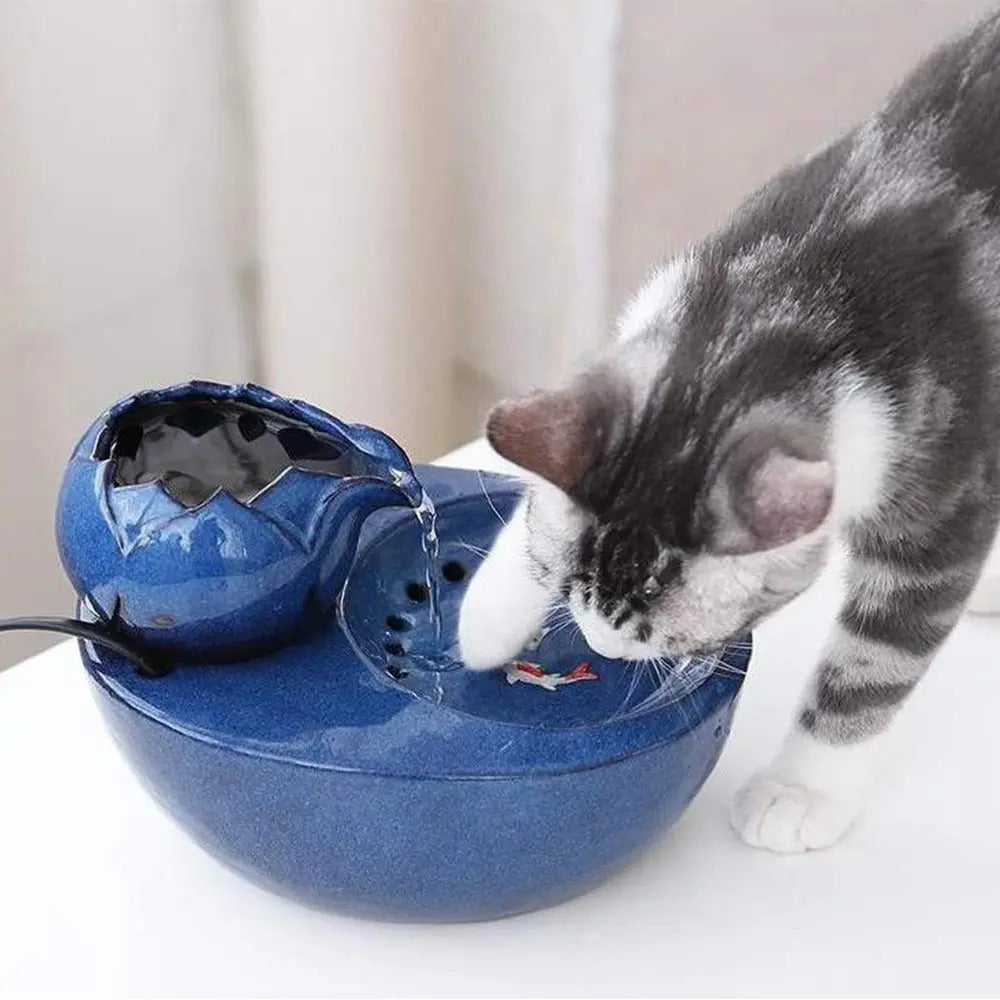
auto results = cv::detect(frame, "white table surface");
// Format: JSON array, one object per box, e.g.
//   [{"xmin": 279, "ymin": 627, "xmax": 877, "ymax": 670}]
[{"xmin": 2, "ymin": 438, "xmax": 999, "ymax": 999}]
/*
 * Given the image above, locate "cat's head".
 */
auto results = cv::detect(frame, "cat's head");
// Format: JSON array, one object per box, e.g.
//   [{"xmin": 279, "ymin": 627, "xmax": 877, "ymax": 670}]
[{"xmin": 486, "ymin": 291, "xmax": 835, "ymax": 661}]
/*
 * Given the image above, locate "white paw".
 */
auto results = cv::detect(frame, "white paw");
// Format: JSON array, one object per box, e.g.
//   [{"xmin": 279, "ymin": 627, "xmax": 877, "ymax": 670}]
[
  {"xmin": 456, "ymin": 497, "xmax": 558, "ymax": 670},
  {"xmin": 730, "ymin": 774, "xmax": 858, "ymax": 853},
  {"xmin": 458, "ymin": 577, "xmax": 534, "ymax": 670},
  {"xmin": 457, "ymin": 556, "xmax": 552, "ymax": 671}
]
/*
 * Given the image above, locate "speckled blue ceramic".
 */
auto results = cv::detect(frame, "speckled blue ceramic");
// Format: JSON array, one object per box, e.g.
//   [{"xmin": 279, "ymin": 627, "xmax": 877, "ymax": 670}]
[
  {"xmin": 63, "ymin": 384, "xmax": 752, "ymax": 922},
  {"xmin": 57, "ymin": 381, "xmax": 421, "ymax": 660}
]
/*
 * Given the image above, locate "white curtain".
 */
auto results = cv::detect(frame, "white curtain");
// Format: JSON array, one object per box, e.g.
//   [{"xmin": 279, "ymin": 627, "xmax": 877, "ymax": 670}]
[
  {"xmin": 0, "ymin": 0, "xmax": 616, "ymax": 666},
  {"xmin": 0, "ymin": 0, "xmax": 255, "ymax": 664},
  {"xmin": 2, "ymin": 0, "xmax": 993, "ymax": 669},
  {"xmin": 450, "ymin": 0, "xmax": 619, "ymax": 404},
  {"xmin": 249, "ymin": 0, "xmax": 620, "ymax": 459},
  {"xmin": 250, "ymin": 0, "xmax": 457, "ymax": 462}
]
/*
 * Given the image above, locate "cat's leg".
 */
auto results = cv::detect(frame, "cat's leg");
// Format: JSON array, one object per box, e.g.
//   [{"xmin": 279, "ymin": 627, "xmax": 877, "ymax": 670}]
[
  {"xmin": 458, "ymin": 490, "xmax": 565, "ymax": 669},
  {"xmin": 731, "ymin": 540, "xmax": 982, "ymax": 853}
]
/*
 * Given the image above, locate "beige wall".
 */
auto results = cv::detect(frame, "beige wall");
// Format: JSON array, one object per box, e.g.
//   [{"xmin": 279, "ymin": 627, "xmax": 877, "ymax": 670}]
[{"xmin": 610, "ymin": 0, "xmax": 998, "ymax": 310}]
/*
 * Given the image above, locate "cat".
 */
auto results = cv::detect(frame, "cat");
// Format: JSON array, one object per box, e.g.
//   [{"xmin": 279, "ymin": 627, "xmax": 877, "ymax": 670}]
[{"xmin": 457, "ymin": 7, "xmax": 1000, "ymax": 853}]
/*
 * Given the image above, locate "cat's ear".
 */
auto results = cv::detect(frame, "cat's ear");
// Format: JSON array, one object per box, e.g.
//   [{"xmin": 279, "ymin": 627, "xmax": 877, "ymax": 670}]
[
  {"xmin": 713, "ymin": 433, "xmax": 833, "ymax": 552},
  {"xmin": 739, "ymin": 450, "xmax": 833, "ymax": 547},
  {"xmin": 486, "ymin": 382, "xmax": 614, "ymax": 494}
]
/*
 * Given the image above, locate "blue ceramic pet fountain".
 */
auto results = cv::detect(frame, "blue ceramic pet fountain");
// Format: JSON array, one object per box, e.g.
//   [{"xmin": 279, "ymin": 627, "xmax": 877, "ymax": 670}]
[{"xmin": 45, "ymin": 380, "xmax": 751, "ymax": 922}]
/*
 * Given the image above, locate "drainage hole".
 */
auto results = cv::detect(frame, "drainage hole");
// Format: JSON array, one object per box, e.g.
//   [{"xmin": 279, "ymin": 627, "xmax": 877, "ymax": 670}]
[
  {"xmin": 384, "ymin": 640, "xmax": 406, "ymax": 657},
  {"xmin": 386, "ymin": 614, "xmax": 410, "ymax": 632},
  {"xmin": 405, "ymin": 582, "xmax": 429, "ymax": 603},
  {"xmin": 442, "ymin": 561, "xmax": 466, "ymax": 583}
]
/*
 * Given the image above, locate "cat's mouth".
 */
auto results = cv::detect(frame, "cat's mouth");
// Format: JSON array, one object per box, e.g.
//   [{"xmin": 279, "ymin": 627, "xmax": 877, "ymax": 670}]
[{"xmin": 576, "ymin": 617, "xmax": 657, "ymax": 662}]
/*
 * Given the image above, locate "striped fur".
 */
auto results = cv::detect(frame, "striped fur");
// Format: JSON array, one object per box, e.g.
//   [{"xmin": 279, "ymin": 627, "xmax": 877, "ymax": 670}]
[{"xmin": 461, "ymin": 8, "xmax": 1000, "ymax": 850}]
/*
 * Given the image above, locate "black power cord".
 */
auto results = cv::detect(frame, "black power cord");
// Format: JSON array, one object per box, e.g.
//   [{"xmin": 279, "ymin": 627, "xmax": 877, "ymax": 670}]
[{"xmin": 0, "ymin": 617, "xmax": 169, "ymax": 678}]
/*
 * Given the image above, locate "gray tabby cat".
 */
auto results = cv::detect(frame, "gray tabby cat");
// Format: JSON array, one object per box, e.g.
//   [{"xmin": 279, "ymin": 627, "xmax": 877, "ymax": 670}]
[{"xmin": 458, "ymin": 8, "xmax": 1000, "ymax": 852}]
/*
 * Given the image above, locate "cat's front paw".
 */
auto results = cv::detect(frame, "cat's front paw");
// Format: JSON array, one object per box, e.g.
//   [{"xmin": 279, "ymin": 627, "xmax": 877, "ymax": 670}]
[
  {"xmin": 457, "ymin": 558, "xmax": 552, "ymax": 670},
  {"xmin": 730, "ymin": 774, "xmax": 858, "ymax": 853},
  {"xmin": 457, "ymin": 583, "xmax": 529, "ymax": 670}
]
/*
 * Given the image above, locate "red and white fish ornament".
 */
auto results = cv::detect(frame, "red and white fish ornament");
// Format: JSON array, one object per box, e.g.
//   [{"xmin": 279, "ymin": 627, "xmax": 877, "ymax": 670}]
[{"xmin": 503, "ymin": 660, "xmax": 599, "ymax": 692}]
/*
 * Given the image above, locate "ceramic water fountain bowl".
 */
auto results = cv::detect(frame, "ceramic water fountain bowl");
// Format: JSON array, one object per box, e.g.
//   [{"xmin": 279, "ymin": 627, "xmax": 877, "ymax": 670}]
[
  {"xmin": 58, "ymin": 381, "xmax": 751, "ymax": 922},
  {"xmin": 57, "ymin": 381, "xmax": 422, "ymax": 661}
]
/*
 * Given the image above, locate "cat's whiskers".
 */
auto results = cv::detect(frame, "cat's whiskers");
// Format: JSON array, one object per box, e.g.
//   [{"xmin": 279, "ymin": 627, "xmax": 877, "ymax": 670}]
[
  {"xmin": 476, "ymin": 470, "xmax": 508, "ymax": 526},
  {"xmin": 612, "ymin": 657, "xmax": 650, "ymax": 720},
  {"xmin": 456, "ymin": 540, "xmax": 491, "ymax": 559},
  {"xmin": 545, "ymin": 620, "xmax": 576, "ymax": 639},
  {"xmin": 543, "ymin": 603, "xmax": 573, "ymax": 624},
  {"xmin": 613, "ymin": 654, "xmax": 700, "ymax": 722},
  {"xmin": 621, "ymin": 657, "xmax": 644, "ymax": 709}
]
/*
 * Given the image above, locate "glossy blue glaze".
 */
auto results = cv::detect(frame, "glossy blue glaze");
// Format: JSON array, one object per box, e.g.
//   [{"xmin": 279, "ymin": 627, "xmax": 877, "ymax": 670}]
[
  {"xmin": 57, "ymin": 381, "xmax": 420, "ymax": 659},
  {"xmin": 75, "ymin": 461, "xmax": 752, "ymax": 922}
]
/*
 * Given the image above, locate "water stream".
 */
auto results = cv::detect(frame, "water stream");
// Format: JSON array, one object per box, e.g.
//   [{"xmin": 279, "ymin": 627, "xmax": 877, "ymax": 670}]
[
  {"xmin": 408, "ymin": 488, "xmax": 455, "ymax": 684},
  {"xmin": 412, "ymin": 491, "xmax": 442, "ymax": 646}
]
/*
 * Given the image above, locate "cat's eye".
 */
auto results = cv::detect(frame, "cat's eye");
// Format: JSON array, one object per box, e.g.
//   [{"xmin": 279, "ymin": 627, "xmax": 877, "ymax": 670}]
[
  {"xmin": 653, "ymin": 554, "xmax": 683, "ymax": 588},
  {"xmin": 641, "ymin": 581, "xmax": 661, "ymax": 600}
]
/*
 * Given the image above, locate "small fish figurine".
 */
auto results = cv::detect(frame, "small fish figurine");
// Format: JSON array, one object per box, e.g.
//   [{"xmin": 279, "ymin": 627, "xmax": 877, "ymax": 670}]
[{"xmin": 504, "ymin": 660, "xmax": 599, "ymax": 692}]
